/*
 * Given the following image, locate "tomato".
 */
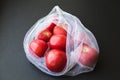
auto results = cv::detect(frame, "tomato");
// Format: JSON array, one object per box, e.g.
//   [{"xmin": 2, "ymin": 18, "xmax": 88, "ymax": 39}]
[
  {"xmin": 49, "ymin": 35, "xmax": 66, "ymax": 50},
  {"xmin": 53, "ymin": 26, "xmax": 67, "ymax": 36},
  {"xmin": 29, "ymin": 39, "xmax": 48, "ymax": 57},
  {"xmin": 45, "ymin": 49, "xmax": 67, "ymax": 72},
  {"xmin": 46, "ymin": 23, "xmax": 56, "ymax": 32},
  {"xmin": 37, "ymin": 29, "xmax": 52, "ymax": 42},
  {"xmin": 79, "ymin": 44, "xmax": 98, "ymax": 66}
]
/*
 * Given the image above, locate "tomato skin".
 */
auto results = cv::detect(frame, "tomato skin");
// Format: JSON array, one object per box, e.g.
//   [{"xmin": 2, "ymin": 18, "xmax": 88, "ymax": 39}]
[
  {"xmin": 49, "ymin": 35, "xmax": 66, "ymax": 50},
  {"xmin": 53, "ymin": 26, "xmax": 67, "ymax": 36},
  {"xmin": 45, "ymin": 49, "xmax": 67, "ymax": 72},
  {"xmin": 29, "ymin": 39, "xmax": 48, "ymax": 57},
  {"xmin": 46, "ymin": 23, "xmax": 56, "ymax": 32},
  {"xmin": 37, "ymin": 30, "xmax": 52, "ymax": 42}
]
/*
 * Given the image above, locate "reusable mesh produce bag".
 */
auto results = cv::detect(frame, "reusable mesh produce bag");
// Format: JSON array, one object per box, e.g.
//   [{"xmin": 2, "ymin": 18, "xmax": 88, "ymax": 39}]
[{"xmin": 23, "ymin": 6, "xmax": 99, "ymax": 76}]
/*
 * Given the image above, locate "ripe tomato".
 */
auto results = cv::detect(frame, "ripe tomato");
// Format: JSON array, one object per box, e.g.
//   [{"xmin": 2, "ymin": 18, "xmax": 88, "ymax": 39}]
[
  {"xmin": 79, "ymin": 44, "xmax": 98, "ymax": 66},
  {"xmin": 29, "ymin": 39, "xmax": 48, "ymax": 57},
  {"xmin": 46, "ymin": 23, "xmax": 56, "ymax": 32},
  {"xmin": 37, "ymin": 29, "xmax": 52, "ymax": 42},
  {"xmin": 45, "ymin": 49, "xmax": 67, "ymax": 72},
  {"xmin": 49, "ymin": 35, "xmax": 66, "ymax": 50},
  {"xmin": 53, "ymin": 26, "xmax": 67, "ymax": 36}
]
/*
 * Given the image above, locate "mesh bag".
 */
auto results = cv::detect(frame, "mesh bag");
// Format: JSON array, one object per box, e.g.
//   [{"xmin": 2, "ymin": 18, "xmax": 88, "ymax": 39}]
[{"xmin": 23, "ymin": 6, "xmax": 99, "ymax": 76}]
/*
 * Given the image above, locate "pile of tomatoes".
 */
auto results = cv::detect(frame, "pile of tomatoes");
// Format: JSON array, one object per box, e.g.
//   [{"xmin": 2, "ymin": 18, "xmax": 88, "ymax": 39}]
[
  {"xmin": 29, "ymin": 22, "xmax": 99, "ymax": 73},
  {"xmin": 29, "ymin": 23, "xmax": 67, "ymax": 72}
]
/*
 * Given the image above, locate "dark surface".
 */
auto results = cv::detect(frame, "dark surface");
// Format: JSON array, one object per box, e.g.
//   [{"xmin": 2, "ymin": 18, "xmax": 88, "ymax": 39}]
[{"xmin": 0, "ymin": 0, "xmax": 120, "ymax": 80}]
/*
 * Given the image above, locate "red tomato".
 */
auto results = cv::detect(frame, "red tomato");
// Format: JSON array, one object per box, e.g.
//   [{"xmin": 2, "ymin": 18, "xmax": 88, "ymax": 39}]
[
  {"xmin": 29, "ymin": 39, "xmax": 48, "ymax": 57},
  {"xmin": 49, "ymin": 35, "xmax": 66, "ymax": 50},
  {"xmin": 46, "ymin": 23, "xmax": 56, "ymax": 32},
  {"xmin": 79, "ymin": 44, "xmax": 98, "ymax": 66},
  {"xmin": 53, "ymin": 26, "xmax": 67, "ymax": 36},
  {"xmin": 45, "ymin": 49, "xmax": 67, "ymax": 72},
  {"xmin": 37, "ymin": 29, "xmax": 52, "ymax": 42}
]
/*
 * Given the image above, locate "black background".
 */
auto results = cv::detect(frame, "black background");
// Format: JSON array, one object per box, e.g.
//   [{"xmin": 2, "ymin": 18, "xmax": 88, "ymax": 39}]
[{"xmin": 0, "ymin": 0, "xmax": 120, "ymax": 80}]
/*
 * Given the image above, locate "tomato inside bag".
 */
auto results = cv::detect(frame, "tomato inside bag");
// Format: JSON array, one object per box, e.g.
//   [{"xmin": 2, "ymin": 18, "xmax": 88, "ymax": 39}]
[{"xmin": 23, "ymin": 5, "xmax": 99, "ymax": 76}]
